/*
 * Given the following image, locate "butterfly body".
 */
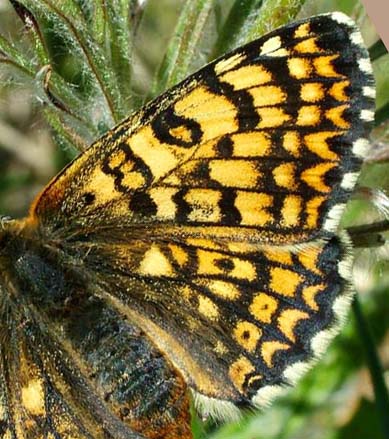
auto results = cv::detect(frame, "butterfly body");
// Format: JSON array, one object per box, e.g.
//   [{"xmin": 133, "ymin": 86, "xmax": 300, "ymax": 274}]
[
  {"xmin": 0, "ymin": 220, "xmax": 192, "ymax": 438},
  {"xmin": 0, "ymin": 12, "xmax": 375, "ymax": 439}
]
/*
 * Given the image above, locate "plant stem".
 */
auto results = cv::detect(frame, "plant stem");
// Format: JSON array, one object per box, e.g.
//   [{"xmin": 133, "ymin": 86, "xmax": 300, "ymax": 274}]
[{"xmin": 352, "ymin": 296, "xmax": 389, "ymax": 439}]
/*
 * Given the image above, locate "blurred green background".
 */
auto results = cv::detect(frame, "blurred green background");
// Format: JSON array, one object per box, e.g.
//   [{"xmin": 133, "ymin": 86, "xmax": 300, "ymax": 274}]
[{"xmin": 0, "ymin": 1, "xmax": 388, "ymax": 438}]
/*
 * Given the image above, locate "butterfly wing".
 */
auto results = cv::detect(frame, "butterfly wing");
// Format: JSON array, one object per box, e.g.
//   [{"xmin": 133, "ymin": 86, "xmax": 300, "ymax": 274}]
[
  {"xmin": 32, "ymin": 13, "xmax": 374, "ymax": 243},
  {"xmin": 0, "ymin": 295, "xmax": 122, "ymax": 439},
  {"xmin": 71, "ymin": 232, "xmax": 353, "ymax": 413},
  {"xmin": 27, "ymin": 13, "xmax": 375, "ymax": 417}
]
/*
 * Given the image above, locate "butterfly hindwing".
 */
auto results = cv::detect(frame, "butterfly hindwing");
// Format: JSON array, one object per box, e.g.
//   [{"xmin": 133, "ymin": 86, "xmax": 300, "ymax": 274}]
[{"xmin": 75, "ymin": 229, "xmax": 352, "ymax": 410}]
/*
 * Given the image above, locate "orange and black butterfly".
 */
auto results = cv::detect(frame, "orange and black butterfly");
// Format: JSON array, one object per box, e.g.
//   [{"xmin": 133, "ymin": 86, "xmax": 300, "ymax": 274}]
[{"xmin": 0, "ymin": 12, "xmax": 375, "ymax": 439}]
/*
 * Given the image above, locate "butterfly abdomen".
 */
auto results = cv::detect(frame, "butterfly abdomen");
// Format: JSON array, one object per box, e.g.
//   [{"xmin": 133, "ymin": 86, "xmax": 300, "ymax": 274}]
[{"xmin": 62, "ymin": 297, "xmax": 192, "ymax": 438}]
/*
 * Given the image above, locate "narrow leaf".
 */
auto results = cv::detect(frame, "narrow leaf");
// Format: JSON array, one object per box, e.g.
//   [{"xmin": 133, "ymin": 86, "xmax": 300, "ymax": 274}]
[
  {"xmin": 240, "ymin": 0, "xmax": 306, "ymax": 45},
  {"xmin": 210, "ymin": 0, "xmax": 263, "ymax": 59},
  {"xmin": 150, "ymin": 0, "xmax": 215, "ymax": 98}
]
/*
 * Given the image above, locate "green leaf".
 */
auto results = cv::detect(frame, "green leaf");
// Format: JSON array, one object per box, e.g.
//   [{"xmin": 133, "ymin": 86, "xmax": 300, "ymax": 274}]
[
  {"xmin": 150, "ymin": 0, "xmax": 215, "ymax": 98},
  {"xmin": 240, "ymin": 0, "xmax": 307, "ymax": 44},
  {"xmin": 210, "ymin": 0, "xmax": 264, "ymax": 58}
]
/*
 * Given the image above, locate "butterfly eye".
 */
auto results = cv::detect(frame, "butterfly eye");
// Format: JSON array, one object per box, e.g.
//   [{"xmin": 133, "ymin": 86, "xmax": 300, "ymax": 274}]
[
  {"xmin": 0, "ymin": 231, "xmax": 7, "ymax": 252},
  {"xmin": 0, "ymin": 229, "xmax": 17, "ymax": 262}
]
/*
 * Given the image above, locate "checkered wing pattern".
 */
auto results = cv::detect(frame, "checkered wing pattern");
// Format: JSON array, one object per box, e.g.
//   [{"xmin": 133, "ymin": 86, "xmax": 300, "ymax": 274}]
[{"xmin": 5, "ymin": 12, "xmax": 374, "ymax": 431}]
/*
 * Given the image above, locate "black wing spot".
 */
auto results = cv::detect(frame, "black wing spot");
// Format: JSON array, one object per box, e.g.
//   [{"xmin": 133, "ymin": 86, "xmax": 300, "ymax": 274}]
[
  {"xmin": 216, "ymin": 136, "xmax": 234, "ymax": 158},
  {"xmin": 83, "ymin": 192, "xmax": 96, "ymax": 206},
  {"xmin": 215, "ymin": 257, "xmax": 235, "ymax": 272},
  {"xmin": 151, "ymin": 107, "xmax": 203, "ymax": 148},
  {"xmin": 129, "ymin": 191, "xmax": 158, "ymax": 217}
]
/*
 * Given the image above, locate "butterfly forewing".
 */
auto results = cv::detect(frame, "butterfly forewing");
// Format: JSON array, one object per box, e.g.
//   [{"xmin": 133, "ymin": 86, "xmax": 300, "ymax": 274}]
[
  {"xmin": 33, "ymin": 13, "xmax": 373, "ymax": 245},
  {"xmin": 0, "ymin": 11, "xmax": 375, "ymax": 437}
]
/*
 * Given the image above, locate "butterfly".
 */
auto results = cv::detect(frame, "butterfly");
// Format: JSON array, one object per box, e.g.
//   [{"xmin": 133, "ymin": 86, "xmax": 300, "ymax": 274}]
[{"xmin": 0, "ymin": 11, "xmax": 375, "ymax": 439}]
